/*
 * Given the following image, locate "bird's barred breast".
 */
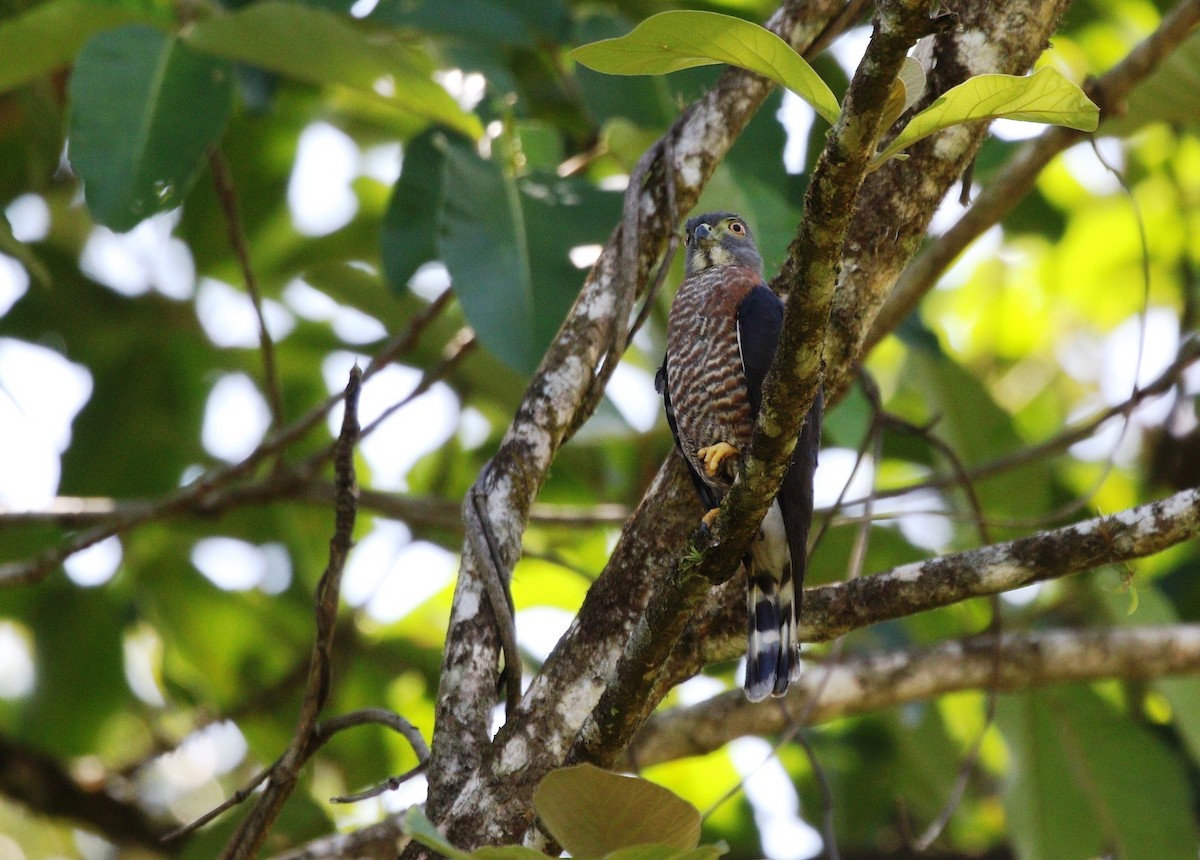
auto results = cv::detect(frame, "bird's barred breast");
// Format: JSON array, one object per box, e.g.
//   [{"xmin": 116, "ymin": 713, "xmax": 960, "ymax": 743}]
[{"xmin": 666, "ymin": 266, "xmax": 761, "ymax": 489}]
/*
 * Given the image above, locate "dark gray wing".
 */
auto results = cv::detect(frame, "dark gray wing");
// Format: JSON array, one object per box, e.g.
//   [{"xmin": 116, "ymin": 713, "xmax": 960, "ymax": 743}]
[{"xmin": 736, "ymin": 284, "xmax": 821, "ymax": 588}]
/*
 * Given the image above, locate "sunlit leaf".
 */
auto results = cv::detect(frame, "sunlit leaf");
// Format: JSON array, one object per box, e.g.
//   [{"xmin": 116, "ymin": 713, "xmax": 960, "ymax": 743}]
[
  {"xmin": 534, "ymin": 764, "xmax": 702, "ymax": 858},
  {"xmin": 68, "ymin": 25, "xmax": 233, "ymax": 231},
  {"xmin": 872, "ymin": 66, "xmax": 1099, "ymax": 168},
  {"xmin": 0, "ymin": 0, "xmax": 153, "ymax": 94},
  {"xmin": 186, "ymin": 1, "xmax": 482, "ymax": 139},
  {"xmin": 880, "ymin": 56, "xmax": 926, "ymax": 130},
  {"xmin": 570, "ymin": 11, "xmax": 840, "ymax": 125}
]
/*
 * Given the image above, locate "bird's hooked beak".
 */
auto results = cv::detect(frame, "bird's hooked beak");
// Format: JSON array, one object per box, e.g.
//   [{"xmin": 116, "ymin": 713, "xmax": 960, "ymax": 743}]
[{"xmin": 692, "ymin": 222, "xmax": 713, "ymax": 243}]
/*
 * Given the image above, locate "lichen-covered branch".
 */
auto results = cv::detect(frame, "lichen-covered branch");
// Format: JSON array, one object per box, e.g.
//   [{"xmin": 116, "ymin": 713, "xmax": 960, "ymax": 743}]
[
  {"xmin": 627, "ymin": 624, "xmax": 1200, "ymax": 768},
  {"xmin": 663, "ymin": 486, "xmax": 1200, "ymax": 682}
]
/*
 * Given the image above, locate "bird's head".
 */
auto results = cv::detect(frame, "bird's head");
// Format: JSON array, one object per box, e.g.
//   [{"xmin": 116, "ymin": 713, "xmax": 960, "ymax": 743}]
[{"xmin": 684, "ymin": 211, "xmax": 763, "ymax": 277}]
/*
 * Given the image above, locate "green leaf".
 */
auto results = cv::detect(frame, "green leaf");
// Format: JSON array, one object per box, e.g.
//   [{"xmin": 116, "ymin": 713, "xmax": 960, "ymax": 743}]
[
  {"xmin": 0, "ymin": 0, "xmax": 153, "ymax": 95},
  {"xmin": 998, "ymin": 687, "xmax": 1198, "ymax": 860},
  {"xmin": 570, "ymin": 11, "xmax": 840, "ymax": 125},
  {"xmin": 395, "ymin": 132, "xmax": 620, "ymax": 374},
  {"xmin": 872, "ymin": 67, "xmax": 1099, "ymax": 168},
  {"xmin": 533, "ymin": 764, "xmax": 702, "ymax": 858},
  {"xmin": 604, "ymin": 845, "xmax": 727, "ymax": 860},
  {"xmin": 381, "ymin": 128, "xmax": 449, "ymax": 292},
  {"xmin": 403, "ymin": 808, "xmax": 546, "ymax": 860},
  {"xmin": 186, "ymin": 1, "xmax": 482, "ymax": 140},
  {"xmin": 1102, "ymin": 28, "xmax": 1200, "ymax": 135},
  {"xmin": 68, "ymin": 25, "xmax": 233, "ymax": 231},
  {"xmin": 371, "ymin": 0, "xmax": 570, "ymax": 46},
  {"xmin": 403, "ymin": 806, "xmax": 473, "ymax": 860}
]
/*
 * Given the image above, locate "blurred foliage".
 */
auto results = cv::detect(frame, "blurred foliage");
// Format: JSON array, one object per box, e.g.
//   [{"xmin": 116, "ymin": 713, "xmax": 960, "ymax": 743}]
[{"xmin": 0, "ymin": 0, "xmax": 1197, "ymax": 857}]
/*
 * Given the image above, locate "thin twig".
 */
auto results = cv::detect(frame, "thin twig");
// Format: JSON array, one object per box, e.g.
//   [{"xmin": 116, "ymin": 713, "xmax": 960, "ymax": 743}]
[
  {"xmin": 331, "ymin": 763, "xmax": 429, "ymax": 805},
  {"xmin": 217, "ymin": 366, "xmax": 362, "ymax": 860},
  {"xmin": 795, "ymin": 728, "xmax": 840, "ymax": 860},
  {"xmin": 0, "ymin": 288, "xmax": 454, "ymax": 587},
  {"xmin": 163, "ymin": 761, "xmax": 277, "ymax": 843},
  {"xmin": 208, "ymin": 148, "xmax": 285, "ymax": 431}
]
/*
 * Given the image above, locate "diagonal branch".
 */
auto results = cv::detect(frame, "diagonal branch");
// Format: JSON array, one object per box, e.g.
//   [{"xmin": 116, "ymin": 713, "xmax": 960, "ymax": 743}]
[{"xmin": 568, "ymin": 0, "xmax": 936, "ymax": 773}]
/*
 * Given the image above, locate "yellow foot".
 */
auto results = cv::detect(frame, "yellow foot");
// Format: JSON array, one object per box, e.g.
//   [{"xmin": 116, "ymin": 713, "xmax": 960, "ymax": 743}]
[
  {"xmin": 697, "ymin": 441, "xmax": 738, "ymax": 476},
  {"xmin": 702, "ymin": 507, "xmax": 721, "ymax": 528}
]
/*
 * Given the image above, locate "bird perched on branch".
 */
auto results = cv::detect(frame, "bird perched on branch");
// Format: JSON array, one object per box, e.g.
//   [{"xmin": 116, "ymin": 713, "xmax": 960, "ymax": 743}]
[{"xmin": 656, "ymin": 211, "xmax": 822, "ymax": 702}]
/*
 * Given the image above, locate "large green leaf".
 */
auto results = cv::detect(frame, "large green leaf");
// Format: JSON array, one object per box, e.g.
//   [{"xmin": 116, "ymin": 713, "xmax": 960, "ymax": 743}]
[
  {"xmin": 872, "ymin": 67, "xmax": 1099, "ymax": 167},
  {"xmin": 998, "ymin": 687, "xmax": 1197, "ymax": 860},
  {"xmin": 186, "ymin": 1, "xmax": 482, "ymax": 140},
  {"xmin": 533, "ymin": 764, "xmax": 702, "ymax": 857},
  {"xmin": 68, "ymin": 25, "xmax": 233, "ymax": 231},
  {"xmin": 570, "ymin": 11, "xmax": 840, "ymax": 125},
  {"xmin": 381, "ymin": 128, "xmax": 449, "ymax": 292},
  {"xmin": 371, "ymin": 0, "xmax": 570, "ymax": 46},
  {"xmin": 1102, "ymin": 28, "xmax": 1200, "ymax": 135},
  {"xmin": 382, "ymin": 130, "xmax": 621, "ymax": 375},
  {"xmin": 0, "ymin": 0, "xmax": 153, "ymax": 94}
]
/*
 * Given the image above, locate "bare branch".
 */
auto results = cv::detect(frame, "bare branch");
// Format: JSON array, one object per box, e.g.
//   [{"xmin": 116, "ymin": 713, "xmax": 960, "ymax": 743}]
[
  {"xmin": 422, "ymin": 0, "xmax": 851, "ymax": 841},
  {"xmin": 217, "ymin": 366, "xmax": 361, "ymax": 859},
  {"xmin": 208, "ymin": 148, "xmax": 285, "ymax": 431},
  {"xmin": 626, "ymin": 624, "xmax": 1200, "ymax": 768}
]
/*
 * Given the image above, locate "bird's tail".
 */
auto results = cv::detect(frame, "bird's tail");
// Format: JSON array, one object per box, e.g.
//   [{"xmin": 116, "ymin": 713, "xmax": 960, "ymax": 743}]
[{"xmin": 744, "ymin": 560, "xmax": 801, "ymax": 703}]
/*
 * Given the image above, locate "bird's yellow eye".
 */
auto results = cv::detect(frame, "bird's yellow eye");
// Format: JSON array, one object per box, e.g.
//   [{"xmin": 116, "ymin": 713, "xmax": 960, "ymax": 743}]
[{"xmin": 728, "ymin": 220, "xmax": 746, "ymax": 236}]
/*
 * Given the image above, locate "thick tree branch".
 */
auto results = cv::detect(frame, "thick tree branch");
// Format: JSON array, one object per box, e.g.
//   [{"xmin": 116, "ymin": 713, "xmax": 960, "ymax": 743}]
[
  {"xmin": 626, "ymin": 625, "xmax": 1200, "ymax": 768},
  {"xmin": 867, "ymin": 0, "xmax": 1200, "ymax": 350},
  {"xmin": 663, "ymin": 486, "xmax": 1200, "ymax": 683}
]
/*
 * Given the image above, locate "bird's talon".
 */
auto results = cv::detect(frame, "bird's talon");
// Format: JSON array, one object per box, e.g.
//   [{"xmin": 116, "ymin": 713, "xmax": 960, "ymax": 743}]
[
  {"xmin": 697, "ymin": 441, "xmax": 738, "ymax": 476},
  {"xmin": 702, "ymin": 507, "xmax": 720, "ymax": 527}
]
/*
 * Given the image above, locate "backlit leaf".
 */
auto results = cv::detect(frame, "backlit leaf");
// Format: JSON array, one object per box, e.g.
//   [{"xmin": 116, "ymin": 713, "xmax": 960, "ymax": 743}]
[
  {"xmin": 570, "ymin": 11, "xmax": 840, "ymax": 125},
  {"xmin": 534, "ymin": 764, "xmax": 702, "ymax": 858},
  {"xmin": 872, "ymin": 66, "xmax": 1099, "ymax": 167}
]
